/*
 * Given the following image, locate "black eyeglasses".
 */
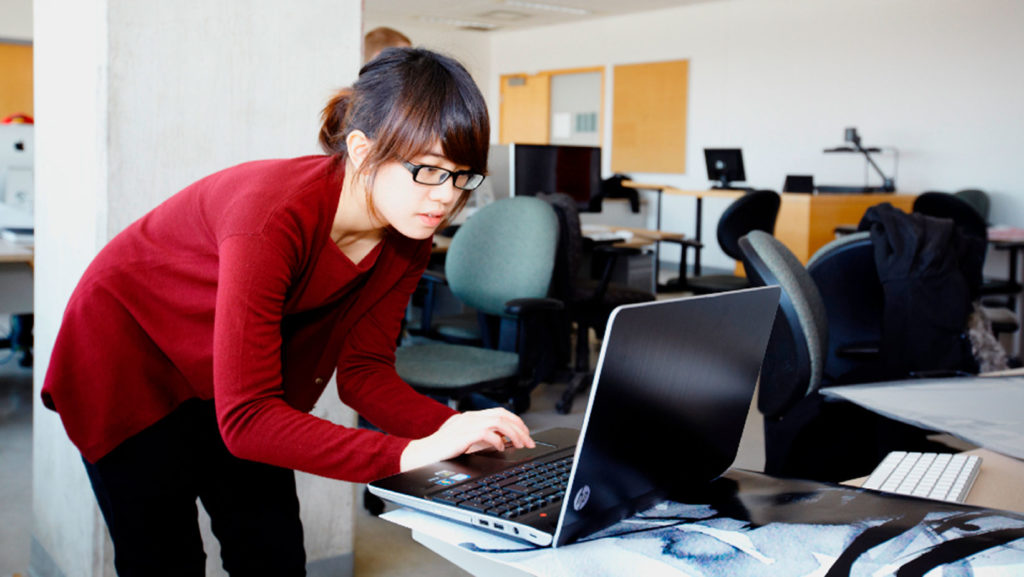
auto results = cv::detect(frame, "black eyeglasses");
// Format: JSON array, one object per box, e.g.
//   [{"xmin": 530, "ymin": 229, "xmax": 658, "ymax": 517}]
[{"xmin": 401, "ymin": 160, "xmax": 485, "ymax": 192}]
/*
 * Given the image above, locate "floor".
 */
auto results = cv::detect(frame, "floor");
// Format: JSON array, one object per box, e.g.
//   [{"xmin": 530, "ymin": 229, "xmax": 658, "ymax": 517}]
[
  {"xmin": 0, "ymin": 279, "xmax": 769, "ymax": 577},
  {"xmin": 0, "ymin": 355, "xmax": 33, "ymax": 577}
]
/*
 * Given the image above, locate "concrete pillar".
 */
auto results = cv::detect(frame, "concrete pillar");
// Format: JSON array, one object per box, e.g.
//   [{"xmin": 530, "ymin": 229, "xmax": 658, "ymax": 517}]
[{"xmin": 32, "ymin": 1, "xmax": 362, "ymax": 575}]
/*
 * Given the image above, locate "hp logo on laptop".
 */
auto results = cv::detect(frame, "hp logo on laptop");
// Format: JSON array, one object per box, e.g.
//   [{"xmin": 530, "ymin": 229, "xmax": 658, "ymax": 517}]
[{"xmin": 573, "ymin": 485, "xmax": 591, "ymax": 511}]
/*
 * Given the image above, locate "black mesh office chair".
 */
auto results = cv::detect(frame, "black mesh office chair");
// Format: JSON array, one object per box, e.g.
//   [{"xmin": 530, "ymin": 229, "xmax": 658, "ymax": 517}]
[
  {"xmin": 668, "ymin": 189, "xmax": 780, "ymax": 294},
  {"xmin": 913, "ymin": 191, "xmax": 1021, "ymax": 317},
  {"xmin": 537, "ymin": 193, "xmax": 656, "ymax": 414}
]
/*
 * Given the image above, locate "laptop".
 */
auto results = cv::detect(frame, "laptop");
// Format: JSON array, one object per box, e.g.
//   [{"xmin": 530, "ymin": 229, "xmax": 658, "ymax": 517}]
[{"xmin": 369, "ymin": 287, "xmax": 780, "ymax": 547}]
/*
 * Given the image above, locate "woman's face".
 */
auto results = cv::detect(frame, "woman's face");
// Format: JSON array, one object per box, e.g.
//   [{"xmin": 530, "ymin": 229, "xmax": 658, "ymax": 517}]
[{"xmin": 371, "ymin": 149, "xmax": 466, "ymax": 240}]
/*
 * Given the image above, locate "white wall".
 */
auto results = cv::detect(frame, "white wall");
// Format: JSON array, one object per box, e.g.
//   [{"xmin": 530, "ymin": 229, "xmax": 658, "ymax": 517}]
[
  {"xmin": 0, "ymin": 0, "xmax": 31, "ymax": 40},
  {"xmin": 488, "ymin": 0, "xmax": 1024, "ymax": 269},
  {"xmin": 33, "ymin": 1, "xmax": 363, "ymax": 575},
  {"xmin": 363, "ymin": 19, "xmax": 493, "ymax": 128}
]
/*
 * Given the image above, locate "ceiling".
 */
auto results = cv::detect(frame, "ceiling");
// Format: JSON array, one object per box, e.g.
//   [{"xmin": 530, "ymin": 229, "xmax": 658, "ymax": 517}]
[{"xmin": 364, "ymin": 0, "xmax": 711, "ymax": 32}]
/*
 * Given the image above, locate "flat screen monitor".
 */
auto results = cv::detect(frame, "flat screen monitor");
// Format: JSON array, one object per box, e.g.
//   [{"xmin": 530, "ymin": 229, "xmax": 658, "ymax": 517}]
[
  {"xmin": 783, "ymin": 174, "xmax": 815, "ymax": 193},
  {"xmin": 704, "ymin": 148, "xmax": 746, "ymax": 189},
  {"xmin": 510, "ymin": 144, "xmax": 601, "ymax": 212}
]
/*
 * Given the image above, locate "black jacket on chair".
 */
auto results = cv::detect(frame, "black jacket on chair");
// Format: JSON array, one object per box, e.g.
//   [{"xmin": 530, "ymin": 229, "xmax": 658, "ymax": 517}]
[{"xmin": 858, "ymin": 203, "xmax": 985, "ymax": 378}]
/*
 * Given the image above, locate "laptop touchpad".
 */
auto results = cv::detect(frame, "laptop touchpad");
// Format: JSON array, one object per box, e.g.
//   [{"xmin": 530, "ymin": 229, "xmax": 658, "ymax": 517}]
[{"xmin": 472, "ymin": 440, "xmax": 559, "ymax": 462}]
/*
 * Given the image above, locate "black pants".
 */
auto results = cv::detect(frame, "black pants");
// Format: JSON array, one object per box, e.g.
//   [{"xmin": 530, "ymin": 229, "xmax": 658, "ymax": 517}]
[{"xmin": 83, "ymin": 398, "xmax": 306, "ymax": 576}]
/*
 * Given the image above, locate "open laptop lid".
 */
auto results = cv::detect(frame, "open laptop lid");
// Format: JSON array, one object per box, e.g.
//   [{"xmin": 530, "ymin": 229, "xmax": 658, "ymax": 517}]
[{"xmin": 553, "ymin": 286, "xmax": 779, "ymax": 546}]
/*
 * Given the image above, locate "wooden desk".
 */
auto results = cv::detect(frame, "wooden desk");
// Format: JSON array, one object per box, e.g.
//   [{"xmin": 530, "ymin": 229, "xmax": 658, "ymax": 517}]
[
  {"xmin": 0, "ymin": 238, "xmax": 33, "ymax": 265},
  {"xmin": 846, "ymin": 448, "xmax": 1024, "ymax": 514},
  {"xmin": 775, "ymin": 192, "xmax": 916, "ymax": 263},
  {"xmin": 431, "ymin": 235, "xmax": 451, "ymax": 254},
  {"xmin": 623, "ymin": 182, "xmax": 917, "ymax": 269},
  {"xmin": 624, "ymin": 182, "xmax": 743, "ymax": 276}
]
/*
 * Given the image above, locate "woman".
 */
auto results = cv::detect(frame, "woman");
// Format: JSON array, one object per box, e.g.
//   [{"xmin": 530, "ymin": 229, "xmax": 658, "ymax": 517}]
[{"xmin": 41, "ymin": 47, "xmax": 534, "ymax": 576}]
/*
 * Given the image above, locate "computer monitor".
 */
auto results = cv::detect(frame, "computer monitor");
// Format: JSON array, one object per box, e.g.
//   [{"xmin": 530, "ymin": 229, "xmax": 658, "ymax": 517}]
[
  {"xmin": 510, "ymin": 144, "xmax": 601, "ymax": 212},
  {"xmin": 783, "ymin": 174, "xmax": 815, "ymax": 194},
  {"xmin": 704, "ymin": 148, "xmax": 746, "ymax": 189},
  {"xmin": 0, "ymin": 124, "xmax": 34, "ymax": 220}
]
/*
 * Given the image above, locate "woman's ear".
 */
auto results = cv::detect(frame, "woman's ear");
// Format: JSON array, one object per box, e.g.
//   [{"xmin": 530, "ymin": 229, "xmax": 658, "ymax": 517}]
[{"xmin": 346, "ymin": 130, "xmax": 373, "ymax": 169}]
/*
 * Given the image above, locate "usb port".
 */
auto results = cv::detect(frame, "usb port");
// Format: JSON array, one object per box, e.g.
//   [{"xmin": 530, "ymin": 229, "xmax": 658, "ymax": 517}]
[
  {"xmin": 479, "ymin": 519, "xmax": 489, "ymax": 527},
  {"xmin": 493, "ymin": 523, "xmax": 505, "ymax": 531}
]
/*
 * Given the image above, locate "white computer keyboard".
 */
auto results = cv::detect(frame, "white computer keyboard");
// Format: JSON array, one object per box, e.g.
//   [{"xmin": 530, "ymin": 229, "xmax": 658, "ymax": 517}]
[{"xmin": 862, "ymin": 451, "xmax": 982, "ymax": 504}]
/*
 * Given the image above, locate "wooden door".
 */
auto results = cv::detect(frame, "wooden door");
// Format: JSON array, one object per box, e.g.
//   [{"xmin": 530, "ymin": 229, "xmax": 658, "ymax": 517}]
[
  {"xmin": 0, "ymin": 43, "xmax": 33, "ymax": 118},
  {"xmin": 499, "ymin": 73, "xmax": 550, "ymax": 145}
]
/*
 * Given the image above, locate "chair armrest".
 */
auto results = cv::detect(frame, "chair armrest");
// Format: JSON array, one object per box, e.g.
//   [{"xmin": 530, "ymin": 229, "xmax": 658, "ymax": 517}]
[
  {"xmin": 593, "ymin": 245, "xmax": 644, "ymax": 257},
  {"xmin": 503, "ymin": 298, "xmax": 566, "ymax": 389},
  {"xmin": 504, "ymin": 297, "xmax": 564, "ymax": 317},
  {"xmin": 675, "ymin": 238, "xmax": 704, "ymax": 250},
  {"xmin": 835, "ymin": 341, "xmax": 880, "ymax": 360},
  {"xmin": 420, "ymin": 268, "xmax": 447, "ymax": 285}
]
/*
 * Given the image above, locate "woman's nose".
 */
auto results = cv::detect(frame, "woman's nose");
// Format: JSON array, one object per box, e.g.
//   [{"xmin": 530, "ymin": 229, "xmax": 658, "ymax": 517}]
[{"xmin": 429, "ymin": 181, "xmax": 457, "ymax": 204}]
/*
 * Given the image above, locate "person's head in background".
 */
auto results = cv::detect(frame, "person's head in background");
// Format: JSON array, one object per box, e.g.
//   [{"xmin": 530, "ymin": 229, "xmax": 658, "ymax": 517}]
[
  {"xmin": 319, "ymin": 47, "xmax": 490, "ymax": 233},
  {"xmin": 363, "ymin": 26, "xmax": 411, "ymax": 64}
]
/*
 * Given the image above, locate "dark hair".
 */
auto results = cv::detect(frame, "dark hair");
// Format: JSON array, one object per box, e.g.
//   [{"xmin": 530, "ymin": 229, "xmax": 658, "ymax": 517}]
[{"xmin": 319, "ymin": 48, "xmax": 490, "ymax": 223}]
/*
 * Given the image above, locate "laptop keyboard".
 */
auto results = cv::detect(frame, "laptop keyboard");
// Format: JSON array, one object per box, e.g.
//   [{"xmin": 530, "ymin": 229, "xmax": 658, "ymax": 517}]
[{"xmin": 430, "ymin": 455, "xmax": 573, "ymax": 519}]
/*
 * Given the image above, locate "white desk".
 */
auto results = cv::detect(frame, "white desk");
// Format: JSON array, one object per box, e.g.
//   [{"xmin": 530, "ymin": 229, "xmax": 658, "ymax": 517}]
[
  {"xmin": 820, "ymin": 374, "xmax": 1024, "ymax": 461},
  {"xmin": 383, "ymin": 464, "xmax": 1024, "ymax": 577}
]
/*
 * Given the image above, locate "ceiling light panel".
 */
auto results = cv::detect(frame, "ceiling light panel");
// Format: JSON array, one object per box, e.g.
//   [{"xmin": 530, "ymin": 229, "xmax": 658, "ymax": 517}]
[{"xmin": 502, "ymin": 0, "xmax": 592, "ymax": 16}]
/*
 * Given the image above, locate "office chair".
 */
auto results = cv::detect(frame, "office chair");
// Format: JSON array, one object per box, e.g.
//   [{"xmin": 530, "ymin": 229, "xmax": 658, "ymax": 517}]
[
  {"xmin": 954, "ymin": 188, "xmax": 990, "ymax": 224},
  {"xmin": 913, "ymin": 191, "xmax": 988, "ymax": 240},
  {"xmin": 537, "ymin": 193, "xmax": 656, "ymax": 414},
  {"xmin": 913, "ymin": 191, "xmax": 1021, "ymax": 311},
  {"xmin": 806, "ymin": 232, "xmax": 884, "ymax": 383},
  {"xmin": 394, "ymin": 197, "xmax": 562, "ymax": 413},
  {"xmin": 740, "ymin": 230, "xmax": 952, "ymax": 482},
  {"xmin": 666, "ymin": 189, "xmax": 780, "ymax": 294}
]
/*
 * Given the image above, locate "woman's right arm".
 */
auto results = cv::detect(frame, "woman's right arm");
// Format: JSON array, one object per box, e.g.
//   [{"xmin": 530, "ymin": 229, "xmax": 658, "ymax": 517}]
[
  {"xmin": 211, "ymin": 232, "xmax": 418, "ymax": 482},
  {"xmin": 399, "ymin": 408, "xmax": 535, "ymax": 472}
]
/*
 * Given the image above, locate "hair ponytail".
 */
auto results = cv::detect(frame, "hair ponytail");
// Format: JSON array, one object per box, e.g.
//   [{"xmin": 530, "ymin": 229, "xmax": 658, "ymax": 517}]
[{"xmin": 318, "ymin": 88, "xmax": 353, "ymax": 155}]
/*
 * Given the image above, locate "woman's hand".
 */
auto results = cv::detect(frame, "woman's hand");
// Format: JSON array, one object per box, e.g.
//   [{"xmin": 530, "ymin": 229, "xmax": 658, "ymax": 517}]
[{"xmin": 399, "ymin": 408, "xmax": 535, "ymax": 472}]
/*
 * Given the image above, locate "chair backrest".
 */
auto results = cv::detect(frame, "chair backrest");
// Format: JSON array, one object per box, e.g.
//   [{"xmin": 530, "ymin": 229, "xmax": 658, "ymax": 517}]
[
  {"xmin": 739, "ymin": 230, "xmax": 828, "ymax": 419},
  {"xmin": 718, "ymin": 189, "xmax": 781, "ymax": 261},
  {"xmin": 535, "ymin": 192, "xmax": 584, "ymax": 301},
  {"xmin": 806, "ymin": 232, "xmax": 883, "ymax": 382},
  {"xmin": 954, "ymin": 188, "xmax": 990, "ymax": 223},
  {"xmin": 912, "ymin": 191, "xmax": 988, "ymax": 241},
  {"xmin": 445, "ymin": 197, "xmax": 559, "ymax": 318}
]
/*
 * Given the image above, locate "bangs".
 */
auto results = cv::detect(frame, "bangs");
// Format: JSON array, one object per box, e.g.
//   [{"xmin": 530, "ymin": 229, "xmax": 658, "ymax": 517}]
[{"xmin": 368, "ymin": 55, "xmax": 489, "ymax": 173}]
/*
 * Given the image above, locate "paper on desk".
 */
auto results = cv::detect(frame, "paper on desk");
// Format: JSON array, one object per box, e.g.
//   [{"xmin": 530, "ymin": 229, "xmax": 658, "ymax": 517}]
[
  {"xmin": 381, "ymin": 508, "xmax": 688, "ymax": 577},
  {"xmin": 821, "ymin": 376, "xmax": 1024, "ymax": 460}
]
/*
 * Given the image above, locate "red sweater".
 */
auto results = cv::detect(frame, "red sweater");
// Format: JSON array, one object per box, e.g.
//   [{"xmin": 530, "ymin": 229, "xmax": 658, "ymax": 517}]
[{"xmin": 42, "ymin": 155, "xmax": 457, "ymax": 482}]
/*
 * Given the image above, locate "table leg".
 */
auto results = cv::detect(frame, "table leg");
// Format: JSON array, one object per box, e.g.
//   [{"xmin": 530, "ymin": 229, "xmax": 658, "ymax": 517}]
[
  {"xmin": 694, "ymin": 197, "xmax": 703, "ymax": 277},
  {"xmin": 654, "ymin": 189, "xmax": 663, "ymax": 283},
  {"xmin": 1008, "ymin": 246, "xmax": 1019, "ymax": 312}
]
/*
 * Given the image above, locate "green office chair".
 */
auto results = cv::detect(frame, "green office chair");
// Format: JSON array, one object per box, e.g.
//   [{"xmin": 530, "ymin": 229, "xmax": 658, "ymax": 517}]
[{"xmin": 394, "ymin": 197, "xmax": 562, "ymax": 413}]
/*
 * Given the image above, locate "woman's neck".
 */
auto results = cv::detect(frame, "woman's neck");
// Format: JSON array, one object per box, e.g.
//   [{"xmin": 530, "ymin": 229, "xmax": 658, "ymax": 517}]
[{"xmin": 331, "ymin": 162, "xmax": 385, "ymax": 263}]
